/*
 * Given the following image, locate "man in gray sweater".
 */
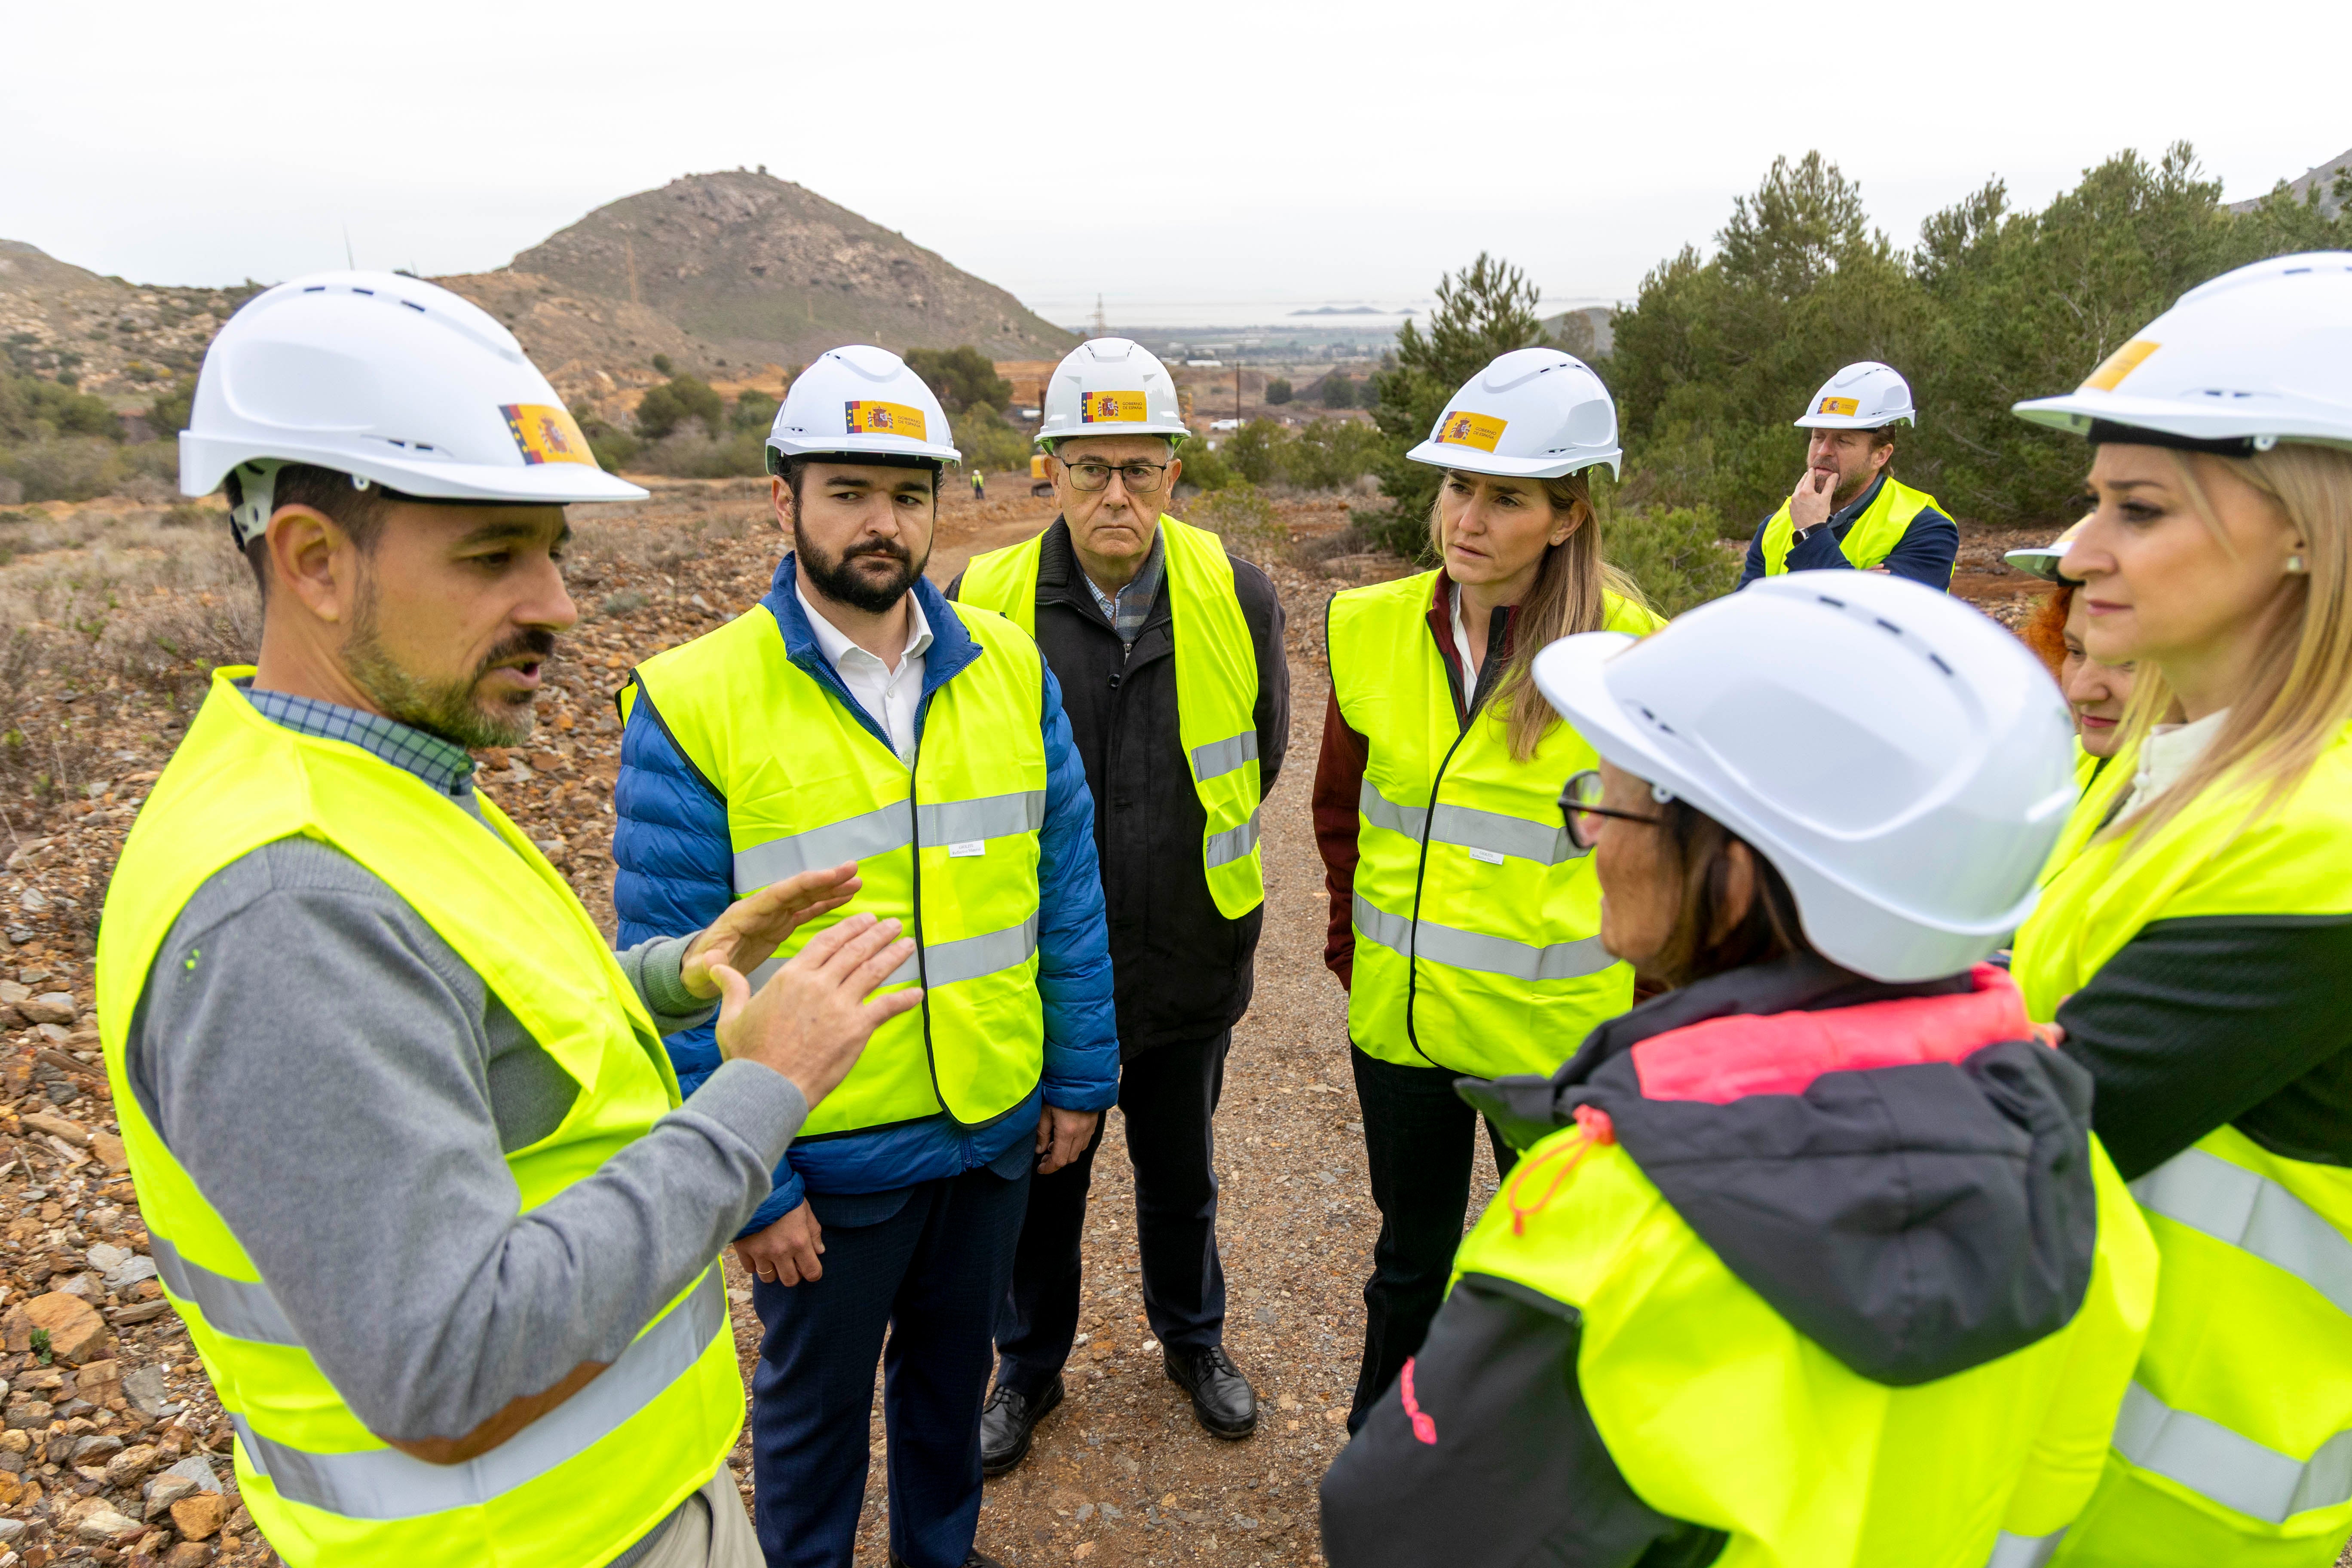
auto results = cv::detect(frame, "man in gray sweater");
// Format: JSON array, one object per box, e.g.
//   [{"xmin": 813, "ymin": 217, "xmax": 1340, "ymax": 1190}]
[{"xmin": 100, "ymin": 273, "xmax": 910, "ymax": 1568}]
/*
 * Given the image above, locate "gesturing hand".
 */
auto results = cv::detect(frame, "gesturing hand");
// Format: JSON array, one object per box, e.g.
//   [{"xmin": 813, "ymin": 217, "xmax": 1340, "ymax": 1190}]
[
  {"xmin": 710, "ymin": 912, "xmax": 922, "ymax": 1110},
  {"xmin": 1790, "ymin": 466, "xmax": 1838, "ymax": 533},
  {"xmin": 680, "ymin": 862, "xmax": 862, "ymax": 1000}
]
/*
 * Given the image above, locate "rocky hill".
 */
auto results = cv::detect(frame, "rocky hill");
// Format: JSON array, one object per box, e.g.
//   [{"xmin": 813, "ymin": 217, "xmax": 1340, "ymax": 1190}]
[
  {"xmin": 0, "ymin": 241, "xmax": 256, "ymax": 405},
  {"xmin": 430, "ymin": 271, "xmax": 722, "ymax": 408},
  {"xmin": 508, "ymin": 169, "xmax": 1075, "ymax": 367},
  {"xmin": 2229, "ymin": 145, "xmax": 2351, "ymax": 219}
]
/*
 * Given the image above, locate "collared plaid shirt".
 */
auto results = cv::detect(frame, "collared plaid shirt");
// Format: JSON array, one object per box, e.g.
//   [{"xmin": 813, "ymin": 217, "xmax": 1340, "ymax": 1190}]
[
  {"xmin": 1083, "ymin": 527, "xmax": 1167, "ymax": 648},
  {"xmin": 238, "ymin": 681, "xmax": 478, "ymax": 798}
]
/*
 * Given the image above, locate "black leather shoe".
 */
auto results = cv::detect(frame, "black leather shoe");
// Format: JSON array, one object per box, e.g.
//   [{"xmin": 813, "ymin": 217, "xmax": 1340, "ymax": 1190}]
[
  {"xmin": 979, "ymin": 1376, "xmax": 1063, "ymax": 1477},
  {"xmin": 1164, "ymin": 1344, "xmax": 1257, "ymax": 1438},
  {"xmin": 889, "ymin": 1553, "xmax": 1005, "ymax": 1568}
]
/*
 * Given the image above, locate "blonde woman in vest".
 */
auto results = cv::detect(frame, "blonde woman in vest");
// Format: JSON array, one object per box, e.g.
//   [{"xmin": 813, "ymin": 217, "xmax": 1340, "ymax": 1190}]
[
  {"xmin": 1322, "ymin": 572, "xmax": 2154, "ymax": 1568},
  {"xmin": 2006, "ymin": 252, "xmax": 2352, "ymax": 1565},
  {"xmin": 1313, "ymin": 348, "xmax": 1662, "ymax": 1431},
  {"xmin": 1735, "ymin": 361, "xmax": 1959, "ymax": 590}
]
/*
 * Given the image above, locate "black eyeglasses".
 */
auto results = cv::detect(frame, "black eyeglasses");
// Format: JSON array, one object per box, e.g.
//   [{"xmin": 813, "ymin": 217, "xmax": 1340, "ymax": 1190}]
[
  {"xmin": 1559, "ymin": 769, "xmax": 1666, "ymax": 850},
  {"xmin": 1064, "ymin": 459, "xmax": 1171, "ymax": 493}
]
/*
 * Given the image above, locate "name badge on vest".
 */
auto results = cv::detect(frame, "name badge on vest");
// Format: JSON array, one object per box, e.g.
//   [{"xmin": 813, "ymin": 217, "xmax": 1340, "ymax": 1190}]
[
  {"xmin": 949, "ymin": 839, "xmax": 986, "ymax": 858},
  {"xmin": 1468, "ymin": 846, "xmax": 1506, "ymax": 866}
]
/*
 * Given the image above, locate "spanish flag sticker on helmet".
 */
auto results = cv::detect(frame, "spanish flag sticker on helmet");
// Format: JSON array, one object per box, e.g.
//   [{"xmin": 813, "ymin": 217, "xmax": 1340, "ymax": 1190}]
[
  {"xmin": 502, "ymin": 404, "xmax": 597, "ymax": 466},
  {"xmin": 2081, "ymin": 340, "xmax": 2160, "ymax": 393},
  {"xmin": 845, "ymin": 400, "xmax": 929, "ymax": 441},
  {"xmin": 1081, "ymin": 390, "xmax": 1148, "ymax": 424},
  {"xmin": 1816, "ymin": 396, "xmax": 1860, "ymax": 417},
  {"xmin": 1435, "ymin": 410, "xmax": 1506, "ymax": 453}
]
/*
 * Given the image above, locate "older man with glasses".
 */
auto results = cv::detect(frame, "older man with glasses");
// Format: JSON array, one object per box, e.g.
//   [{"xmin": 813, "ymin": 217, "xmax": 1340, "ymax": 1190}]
[{"xmin": 952, "ymin": 338, "xmax": 1290, "ymax": 1473}]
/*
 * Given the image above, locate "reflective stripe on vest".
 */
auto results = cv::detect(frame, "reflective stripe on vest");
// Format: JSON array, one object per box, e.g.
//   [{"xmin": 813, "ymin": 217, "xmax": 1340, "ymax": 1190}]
[
  {"xmin": 2132, "ymin": 1146, "xmax": 2352, "ymax": 1317},
  {"xmin": 1353, "ymin": 891, "xmax": 1616, "ymax": 984},
  {"xmin": 2112, "ymin": 1381, "xmax": 2352, "ymax": 1525},
  {"xmin": 95, "ymin": 672, "xmax": 741, "ymax": 1566},
  {"xmin": 1984, "ymin": 1529, "xmax": 2067, "ymax": 1568},
  {"xmin": 1758, "ymin": 475, "xmax": 1945, "ymax": 577},
  {"xmin": 958, "ymin": 515, "xmax": 1265, "ymax": 916},
  {"xmin": 631, "ymin": 592, "xmax": 1049, "ymax": 1134},
  {"xmin": 1326, "ymin": 570, "xmax": 1655, "ymax": 1077},
  {"xmin": 2017, "ymin": 725, "xmax": 2352, "ymax": 1559},
  {"xmin": 227, "ymin": 1268, "xmax": 726, "ymax": 1522}
]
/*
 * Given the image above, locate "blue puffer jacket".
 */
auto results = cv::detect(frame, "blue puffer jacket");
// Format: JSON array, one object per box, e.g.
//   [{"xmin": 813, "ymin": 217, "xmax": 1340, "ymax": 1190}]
[{"xmin": 614, "ymin": 555, "xmax": 1121, "ymax": 1236}]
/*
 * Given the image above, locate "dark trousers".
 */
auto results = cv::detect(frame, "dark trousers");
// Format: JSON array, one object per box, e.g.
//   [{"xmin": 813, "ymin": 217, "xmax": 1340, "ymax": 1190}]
[
  {"xmin": 994, "ymin": 1029, "xmax": 1230, "ymax": 1398},
  {"xmin": 749, "ymin": 1164, "xmax": 1030, "ymax": 1568},
  {"xmin": 1345, "ymin": 1045, "xmax": 1519, "ymax": 1432}
]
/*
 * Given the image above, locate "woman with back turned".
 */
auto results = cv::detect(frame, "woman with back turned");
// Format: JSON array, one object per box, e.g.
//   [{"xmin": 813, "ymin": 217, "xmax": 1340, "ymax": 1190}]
[{"xmin": 1319, "ymin": 570, "xmax": 2156, "ymax": 1566}]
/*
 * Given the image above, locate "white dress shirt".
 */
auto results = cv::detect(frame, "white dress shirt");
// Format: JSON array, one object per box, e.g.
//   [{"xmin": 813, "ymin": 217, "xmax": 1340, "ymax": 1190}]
[{"xmin": 796, "ymin": 576, "xmax": 933, "ymax": 765}]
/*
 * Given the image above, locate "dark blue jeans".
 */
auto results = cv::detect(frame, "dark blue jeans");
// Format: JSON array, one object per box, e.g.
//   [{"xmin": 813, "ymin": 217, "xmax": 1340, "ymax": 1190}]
[
  {"xmin": 1345, "ymin": 1045, "xmax": 1519, "ymax": 1433},
  {"xmin": 749, "ymin": 1160, "xmax": 1031, "ymax": 1568},
  {"xmin": 993, "ymin": 1029, "xmax": 1229, "ymax": 1400}
]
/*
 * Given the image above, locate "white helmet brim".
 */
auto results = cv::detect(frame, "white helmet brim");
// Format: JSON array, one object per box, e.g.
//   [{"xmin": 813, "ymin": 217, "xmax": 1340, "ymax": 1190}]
[
  {"xmin": 2011, "ymin": 389, "xmax": 2352, "ymax": 452},
  {"xmin": 181, "ymin": 432, "xmax": 647, "ymax": 504},
  {"xmin": 1792, "ymin": 411, "xmax": 1914, "ymax": 430},
  {"xmin": 1405, "ymin": 438, "xmax": 1622, "ymax": 481}
]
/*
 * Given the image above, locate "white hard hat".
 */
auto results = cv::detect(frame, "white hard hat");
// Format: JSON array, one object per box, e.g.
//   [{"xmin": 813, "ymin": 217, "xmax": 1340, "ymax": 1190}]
[
  {"xmin": 1532, "ymin": 572, "xmax": 2076, "ymax": 982},
  {"xmin": 181, "ymin": 270, "xmax": 646, "ymax": 546},
  {"xmin": 2012, "ymin": 251, "xmax": 2352, "ymax": 453},
  {"xmin": 1036, "ymin": 337, "xmax": 1189, "ymax": 449},
  {"xmin": 1406, "ymin": 347, "xmax": 1622, "ymax": 480},
  {"xmin": 1794, "ymin": 361, "xmax": 1915, "ymax": 429},
  {"xmin": 2003, "ymin": 516, "xmax": 2092, "ymax": 584},
  {"xmin": 768, "ymin": 346, "xmax": 961, "ymax": 469}
]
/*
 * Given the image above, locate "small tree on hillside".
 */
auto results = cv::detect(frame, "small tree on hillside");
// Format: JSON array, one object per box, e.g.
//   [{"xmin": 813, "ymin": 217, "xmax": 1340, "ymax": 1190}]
[
  {"xmin": 636, "ymin": 375, "xmax": 724, "ymax": 441},
  {"xmin": 905, "ymin": 347, "xmax": 1013, "ymax": 413},
  {"xmin": 731, "ymin": 391, "xmax": 780, "ymax": 431},
  {"xmin": 1319, "ymin": 374, "xmax": 1355, "ymax": 409},
  {"xmin": 1265, "ymin": 378, "xmax": 1292, "ymax": 406},
  {"xmin": 1364, "ymin": 253, "xmax": 1550, "ymax": 553}
]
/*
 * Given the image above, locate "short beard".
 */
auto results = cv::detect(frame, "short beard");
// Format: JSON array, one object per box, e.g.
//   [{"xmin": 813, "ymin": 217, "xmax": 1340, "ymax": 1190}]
[
  {"xmin": 343, "ymin": 580, "xmax": 554, "ymax": 751},
  {"xmin": 796, "ymin": 521, "xmax": 926, "ymax": 614}
]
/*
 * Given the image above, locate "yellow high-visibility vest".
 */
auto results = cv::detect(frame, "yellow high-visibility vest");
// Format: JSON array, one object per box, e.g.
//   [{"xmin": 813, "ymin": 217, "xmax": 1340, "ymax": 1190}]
[
  {"xmin": 1759, "ymin": 476, "xmax": 1945, "ymax": 577},
  {"xmin": 2016, "ymin": 724, "xmax": 2352, "ymax": 1566},
  {"xmin": 626, "ymin": 594, "xmax": 1049, "ymax": 1134},
  {"xmin": 1449, "ymin": 1103, "xmax": 2156, "ymax": 1566},
  {"xmin": 96, "ymin": 671, "xmax": 741, "ymax": 1566},
  {"xmin": 1327, "ymin": 570, "xmax": 1661, "ymax": 1077},
  {"xmin": 959, "ymin": 514, "xmax": 1265, "ymax": 917}
]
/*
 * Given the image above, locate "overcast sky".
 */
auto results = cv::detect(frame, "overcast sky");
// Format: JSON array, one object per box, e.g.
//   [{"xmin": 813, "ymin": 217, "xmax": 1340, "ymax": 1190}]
[{"xmin": 6, "ymin": 0, "xmax": 2346, "ymax": 325}]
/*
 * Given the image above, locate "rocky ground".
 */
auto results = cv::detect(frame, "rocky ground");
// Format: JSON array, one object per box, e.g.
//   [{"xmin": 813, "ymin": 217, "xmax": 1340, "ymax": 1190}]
[{"xmin": 0, "ymin": 480, "xmax": 2137, "ymax": 1568}]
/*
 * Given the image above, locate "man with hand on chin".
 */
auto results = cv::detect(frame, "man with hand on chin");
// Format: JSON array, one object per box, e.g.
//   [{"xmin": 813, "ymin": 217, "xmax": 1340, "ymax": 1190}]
[
  {"xmin": 1737, "ymin": 360, "xmax": 1958, "ymax": 590},
  {"xmin": 100, "ymin": 274, "xmax": 914, "ymax": 1568},
  {"xmin": 953, "ymin": 338, "xmax": 1286, "ymax": 1470},
  {"xmin": 615, "ymin": 346, "xmax": 1118, "ymax": 1568}
]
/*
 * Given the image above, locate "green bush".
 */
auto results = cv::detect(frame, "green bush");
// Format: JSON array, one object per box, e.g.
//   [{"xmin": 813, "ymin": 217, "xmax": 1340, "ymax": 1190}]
[
  {"xmin": 951, "ymin": 404, "xmax": 1033, "ymax": 477},
  {"xmin": 651, "ymin": 353, "xmax": 675, "ymax": 376},
  {"xmin": 1319, "ymin": 374, "xmax": 1356, "ymax": 409},
  {"xmin": 148, "ymin": 378, "xmax": 198, "ymax": 435},
  {"xmin": 634, "ymin": 429, "xmax": 767, "ymax": 478},
  {"xmin": 1190, "ymin": 484, "xmax": 1286, "ymax": 566},
  {"xmin": 0, "ymin": 371, "xmax": 121, "ymax": 442},
  {"xmin": 731, "ymin": 391, "xmax": 780, "ymax": 432},
  {"xmin": 1172, "ymin": 437, "xmax": 1237, "ymax": 495},
  {"xmin": 1280, "ymin": 420, "xmax": 1386, "ymax": 490},
  {"xmin": 636, "ymin": 376, "xmax": 724, "ymax": 441},
  {"xmin": 1598, "ymin": 501, "xmax": 1740, "ymax": 618},
  {"xmin": 905, "ymin": 346, "xmax": 1012, "ymax": 413},
  {"xmin": 0, "ymin": 438, "xmax": 135, "ymax": 502},
  {"xmin": 1265, "ymin": 378, "xmax": 1292, "ymax": 406}
]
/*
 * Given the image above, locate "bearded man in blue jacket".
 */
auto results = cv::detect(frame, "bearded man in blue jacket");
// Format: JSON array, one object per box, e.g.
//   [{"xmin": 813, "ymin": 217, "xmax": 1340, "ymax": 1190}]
[{"xmin": 612, "ymin": 348, "xmax": 1119, "ymax": 1568}]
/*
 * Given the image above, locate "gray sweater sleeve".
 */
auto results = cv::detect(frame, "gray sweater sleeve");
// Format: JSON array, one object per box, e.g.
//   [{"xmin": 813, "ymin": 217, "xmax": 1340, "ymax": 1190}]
[{"xmin": 126, "ymin": 837, "xmax": 802, "ymax": 1447}]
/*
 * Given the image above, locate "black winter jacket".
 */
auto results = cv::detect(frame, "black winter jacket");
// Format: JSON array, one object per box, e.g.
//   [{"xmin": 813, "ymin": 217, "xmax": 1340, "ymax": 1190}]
[{"xmin": 949, "ymin": 520, "xmax": 1290, "ymax": 1057}]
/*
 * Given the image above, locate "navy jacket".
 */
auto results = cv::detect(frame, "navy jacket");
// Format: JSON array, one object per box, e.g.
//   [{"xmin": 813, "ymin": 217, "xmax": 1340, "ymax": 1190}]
[
  {"xmin": 1736, "ymin": 473, "xmax": 1959, "ymax": 591},
  {"xmin": 613, "ymin": 555, "xmax": 1120, "ymax": 1235}
]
